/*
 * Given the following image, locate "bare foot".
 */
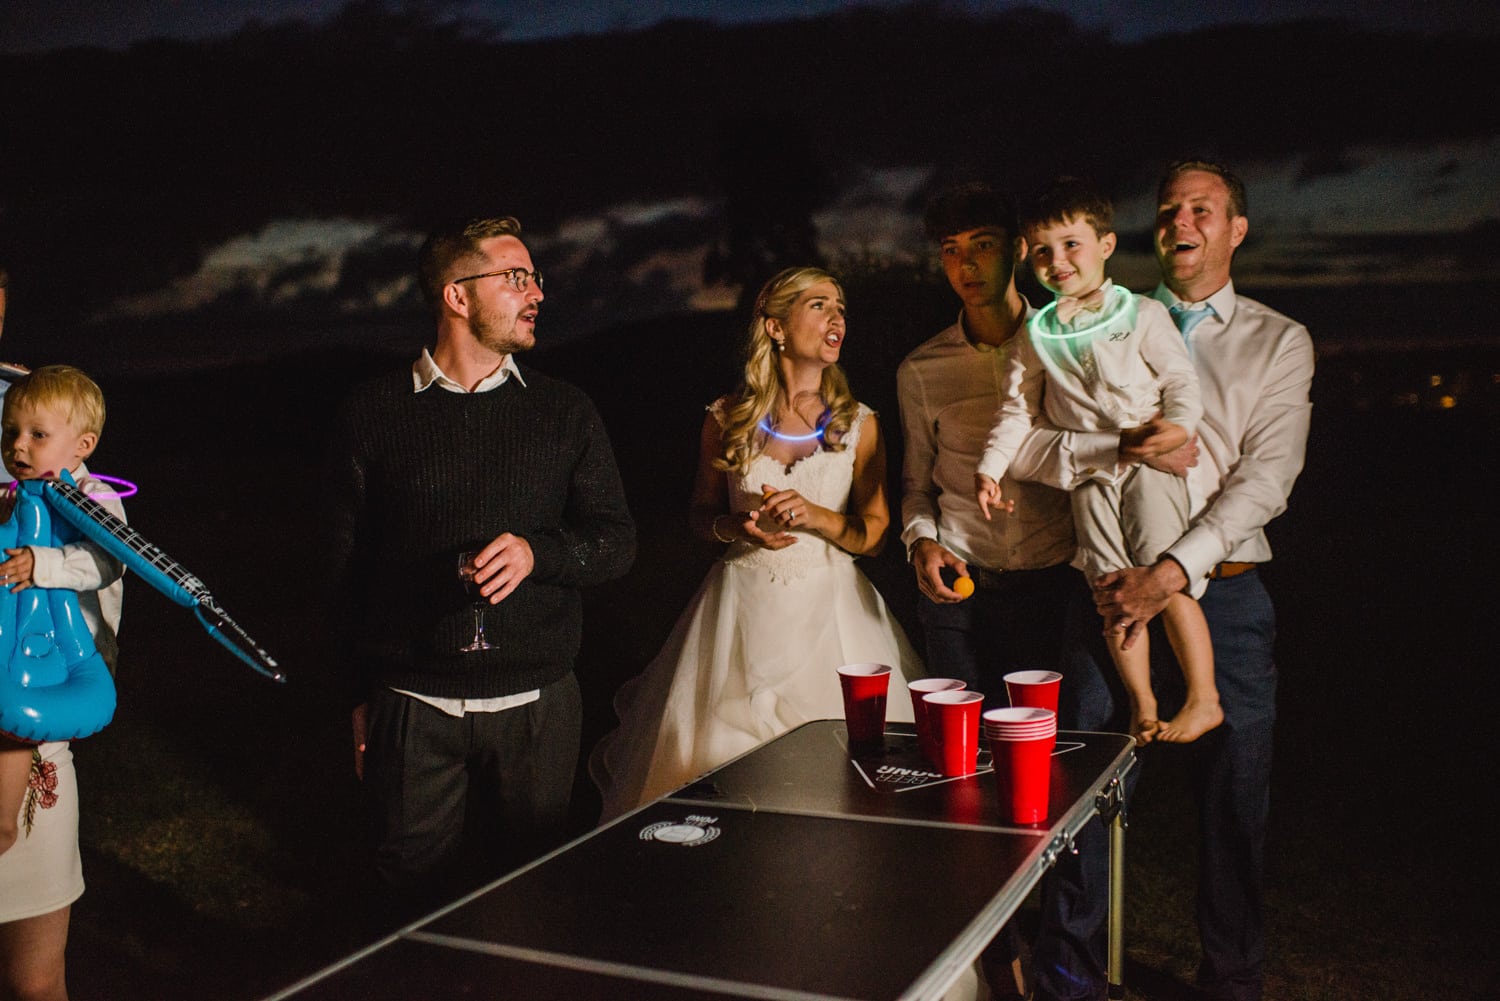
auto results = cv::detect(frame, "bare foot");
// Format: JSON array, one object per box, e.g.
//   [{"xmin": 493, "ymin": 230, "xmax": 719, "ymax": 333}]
[
  {"xmin": 1131, "ymin": 717, "xmax": 1161, "ymax": 746},
  {"xmin": 1157, "ymin": 698, "xmax": 1225, "ymax": 744}
]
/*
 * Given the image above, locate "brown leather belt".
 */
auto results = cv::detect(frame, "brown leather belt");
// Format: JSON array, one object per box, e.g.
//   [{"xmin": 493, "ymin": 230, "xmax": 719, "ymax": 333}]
[{"xmin": 1208, "ymin": 561, "xmax": 1258, "ymax": 579}]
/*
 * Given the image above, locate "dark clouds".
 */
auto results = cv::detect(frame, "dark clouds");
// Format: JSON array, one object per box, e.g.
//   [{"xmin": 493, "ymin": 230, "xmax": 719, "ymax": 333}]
[{"xmin": 1, "ymin": 4, "xmax": 1497, "ymax": 358}]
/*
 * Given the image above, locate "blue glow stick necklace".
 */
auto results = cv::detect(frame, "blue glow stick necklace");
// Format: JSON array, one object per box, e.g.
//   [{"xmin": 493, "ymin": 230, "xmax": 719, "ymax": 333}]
[{"xmin": 758, "ymin": 408, "xmax": 830, "ymax": 443}]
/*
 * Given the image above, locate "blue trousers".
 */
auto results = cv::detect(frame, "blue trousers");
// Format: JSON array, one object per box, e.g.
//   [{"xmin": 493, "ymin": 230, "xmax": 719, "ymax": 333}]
[
  {"xmin": 916, "ymin": 560, "xmax": 1077, "ymax": 982},
  {"xmin": 1033, "ymin": 570, "xmax": 1276, "ymax": 1001},
  {"xmin": 915, "ymin": 561, "xmax": 1077, "ymax": 709}
]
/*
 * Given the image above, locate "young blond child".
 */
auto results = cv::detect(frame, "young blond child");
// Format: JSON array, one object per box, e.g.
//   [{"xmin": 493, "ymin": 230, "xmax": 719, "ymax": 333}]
[
  {"xmin": 0, "ymin": 365, "xmax": 124, "ymax": 858},
  {"xmin": 974, "ymin": 178, "xmax": 1222, "ymax": 744}
]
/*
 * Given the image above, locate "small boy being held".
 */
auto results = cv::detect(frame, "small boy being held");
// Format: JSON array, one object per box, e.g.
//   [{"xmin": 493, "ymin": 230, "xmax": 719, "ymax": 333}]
[
  {"xmin": 0, "ymin": 365, "xmax": 124, "ymax": 856},
  {"xmin": 974, "ymin": 178, "xmax": 1222, "ymax": 745}
]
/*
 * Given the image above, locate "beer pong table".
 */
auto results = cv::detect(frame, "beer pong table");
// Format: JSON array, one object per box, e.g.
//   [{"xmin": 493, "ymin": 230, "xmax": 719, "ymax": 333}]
[{"xmin": 265, "ymin": 721, "xmax": 1135, "ymax": 1001}]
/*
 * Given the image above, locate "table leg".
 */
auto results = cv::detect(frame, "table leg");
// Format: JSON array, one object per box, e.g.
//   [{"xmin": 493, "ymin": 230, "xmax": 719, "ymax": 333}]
[{"xmin": 1108, "ymin": 808, "xmax": 1125, "ymax": 999}]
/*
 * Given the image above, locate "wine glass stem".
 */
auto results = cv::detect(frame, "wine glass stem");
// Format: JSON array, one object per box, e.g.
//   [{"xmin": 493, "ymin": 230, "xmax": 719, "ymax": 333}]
[{"xmin": 472, "ymin": 605, "xmax": 486, "ymax": 645}]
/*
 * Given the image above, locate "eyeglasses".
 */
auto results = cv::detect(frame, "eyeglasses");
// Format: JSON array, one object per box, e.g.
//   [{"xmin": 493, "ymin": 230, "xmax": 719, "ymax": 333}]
[{"xmin": 451, "ymin": 267, "xmax": 543, "ymax": 292}]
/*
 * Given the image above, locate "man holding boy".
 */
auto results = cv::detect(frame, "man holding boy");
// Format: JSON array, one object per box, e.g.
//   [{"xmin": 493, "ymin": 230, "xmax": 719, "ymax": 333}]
[
  {"xmin": 328, "ymin": 216, "xmax": 635, "ymax": 905},
  {"xmin": 1014, "ymin": 161, "xmax": 1314, "ymax": 1000},
  {"xmin": 977, "ymin": 177, "xmax": 1220, "ymax": 748}
]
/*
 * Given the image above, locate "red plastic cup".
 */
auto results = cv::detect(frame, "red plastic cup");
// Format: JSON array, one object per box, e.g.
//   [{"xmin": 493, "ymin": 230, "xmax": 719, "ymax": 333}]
[
  {"xmin": 989, "ymin": 732, "xmax": 1057, "ymax": 823},
  {"xmin": 924, "ymin": 690, "xmax": 985, "ymax": 777},
  {"xmin": 1003, "ymin": 670, "xmax": 1062, "ymax": 713},
  {"xmin": 838, "ymin": 663, "xmax": 892, "ymax": 752},
  {"xmin": 908, "ymin": 678, "xmax": 966, "ymax": 766},
  {"xmin": 982, "ymin": 706, "xmax": 1056, "ymax": 741}
]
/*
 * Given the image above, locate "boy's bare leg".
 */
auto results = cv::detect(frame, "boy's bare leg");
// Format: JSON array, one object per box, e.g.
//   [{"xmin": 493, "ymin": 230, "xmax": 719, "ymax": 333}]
[
  {"xmin": 0, "ymin": 741, "xmax": 36, "ymax": 858},
  {"xmin": 1157, "ymin": 593, "xmax": 1224, "ymax": 743},
  {"xmin": 1105, "ymin": 629, "xmax": 1160, "ymax": 745}
]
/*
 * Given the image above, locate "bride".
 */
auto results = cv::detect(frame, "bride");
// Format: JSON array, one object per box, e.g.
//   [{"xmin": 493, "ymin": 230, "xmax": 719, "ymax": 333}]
[{"xmin": 592, "ymin": 267, "xmax": 923, "ymax": 819}]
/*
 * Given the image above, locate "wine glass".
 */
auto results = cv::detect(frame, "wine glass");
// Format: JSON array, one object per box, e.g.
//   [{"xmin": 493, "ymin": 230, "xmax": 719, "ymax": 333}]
[{"xmin": 457, "ymin": 551, "xmax": 494, "ymax": 652}]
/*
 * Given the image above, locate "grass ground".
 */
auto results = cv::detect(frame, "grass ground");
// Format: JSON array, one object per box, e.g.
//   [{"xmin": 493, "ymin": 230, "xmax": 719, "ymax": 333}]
[{"xmin": 45, "ymin": 321, "xmax": 1500, "ymax": 999}]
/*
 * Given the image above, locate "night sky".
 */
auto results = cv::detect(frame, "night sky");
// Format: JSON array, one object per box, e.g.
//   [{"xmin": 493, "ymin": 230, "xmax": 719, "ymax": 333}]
[
  {"xmin": 5, "ymin": 0, "xmax": 1496, "ymax": 53},
  {"xmin": 2, "ymin": 1, "xmax": 1498, "ymax": 364}
]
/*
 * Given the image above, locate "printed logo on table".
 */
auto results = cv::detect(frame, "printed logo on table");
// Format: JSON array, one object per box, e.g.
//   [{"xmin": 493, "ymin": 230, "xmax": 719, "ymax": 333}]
[
  {"xmin": 873, "ymin": 763, "xmax": 947, "ymax": 787},
  {"xmin": 639, "ymin": 814, "xmax": 721, "ymax": 846},
  {"xmin": 855, "ymin": 758, "xmax": 987, "ymax": 792},
  {"xmin": 851, "ymin": 737, "xmax": 1088, "ymax": 792}
]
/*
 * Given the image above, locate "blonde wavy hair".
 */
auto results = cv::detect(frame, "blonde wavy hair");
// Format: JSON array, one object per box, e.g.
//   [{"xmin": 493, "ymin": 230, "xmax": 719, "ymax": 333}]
[
  {"xmin": 4, "ymin": 364, "xmax": 106, "ymax": 435},
  {"xmin": 716, "ymin": 267, "xmax": 857, "ymax": 474}
]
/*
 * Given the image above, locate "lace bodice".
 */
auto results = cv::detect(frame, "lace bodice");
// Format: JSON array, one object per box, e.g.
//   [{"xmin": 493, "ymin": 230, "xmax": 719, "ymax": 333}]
[{"xmin": 712, "ymin": 400, "xmax": 873, "ymax": 581}]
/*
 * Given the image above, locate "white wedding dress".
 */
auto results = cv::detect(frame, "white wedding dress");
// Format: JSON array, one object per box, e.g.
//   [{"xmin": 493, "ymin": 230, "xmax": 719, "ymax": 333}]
[{"xmin": 593, "ymin": 402, "xmax": 923, "ymax": 820}]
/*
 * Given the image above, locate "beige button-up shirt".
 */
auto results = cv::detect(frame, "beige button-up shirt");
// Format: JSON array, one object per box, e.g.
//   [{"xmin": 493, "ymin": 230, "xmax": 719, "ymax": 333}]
[
  {"xmin": 1011, "ymin": 281, "xmax": 1314, "ymax": 584},
  {"xmin": 897, "ymin": 312, "xmax": 1076, "ymax": 573}
]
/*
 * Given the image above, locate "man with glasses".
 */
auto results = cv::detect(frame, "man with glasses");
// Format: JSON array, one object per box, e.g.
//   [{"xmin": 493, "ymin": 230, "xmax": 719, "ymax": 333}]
[{"xmin": 328, "ymin": 216, "xmax": 635, "ymax": 913}]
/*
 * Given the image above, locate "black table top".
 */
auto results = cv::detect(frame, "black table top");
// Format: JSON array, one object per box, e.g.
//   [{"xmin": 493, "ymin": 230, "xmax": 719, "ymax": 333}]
[
  {"xmin": 671, "ymin": 721, "xmax": 1131, "ymax": 835},
  {"xmin": 265, "ymin": 723, "xmax": 1134, "ymax": 1001}
]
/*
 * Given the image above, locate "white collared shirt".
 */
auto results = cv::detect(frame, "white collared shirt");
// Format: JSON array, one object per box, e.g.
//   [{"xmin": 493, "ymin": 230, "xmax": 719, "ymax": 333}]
[
  {"xmin": 397, "ymin": 347, "xmax": 538, "ymax": 717},
  {"xmin": 1010, "ymin": 280, "xmax": 1313, "ymax": 584},
  {"xmin": 897, "ymin": 310, "xmax": 1076, "ymax": 572},
  {"xmin": 412, "ymin": 347, "xmax": 526, "ymax": 394}
]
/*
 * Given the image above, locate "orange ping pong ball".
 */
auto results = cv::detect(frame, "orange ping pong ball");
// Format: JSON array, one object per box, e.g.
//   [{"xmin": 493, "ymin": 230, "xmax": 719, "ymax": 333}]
[{"xmin": 953, "ymin": 575, "xmax": 975, "ymax": 599}]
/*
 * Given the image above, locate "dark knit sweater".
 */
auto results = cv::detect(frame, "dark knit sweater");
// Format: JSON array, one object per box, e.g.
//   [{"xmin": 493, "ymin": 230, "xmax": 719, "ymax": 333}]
[{"xmin": 327, "ymin": 365, "xmax": 635, "ymax": 703}]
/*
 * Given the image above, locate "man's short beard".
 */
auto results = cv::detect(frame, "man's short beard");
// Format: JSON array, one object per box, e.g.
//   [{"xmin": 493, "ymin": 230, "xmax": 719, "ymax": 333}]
[
  {"xmin": 471, "ymin": 300, "xmax": 533, "ymax": 355},
  {"xmin": 478, "ymin": 326, "xmax": 532, "ymax": 355}
]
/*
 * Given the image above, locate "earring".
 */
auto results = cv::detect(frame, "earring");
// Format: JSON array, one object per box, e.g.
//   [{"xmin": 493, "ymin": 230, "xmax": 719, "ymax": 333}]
[{"xmin": 773, "ymin": 339, "xmax": 784, "ymax": 350}]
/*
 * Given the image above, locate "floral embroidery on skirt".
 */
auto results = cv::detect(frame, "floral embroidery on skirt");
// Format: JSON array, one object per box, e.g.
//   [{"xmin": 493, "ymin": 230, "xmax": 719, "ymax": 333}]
[{"xmin": 23, "ymin": 747, "xmax": 60, "ymax": 836}]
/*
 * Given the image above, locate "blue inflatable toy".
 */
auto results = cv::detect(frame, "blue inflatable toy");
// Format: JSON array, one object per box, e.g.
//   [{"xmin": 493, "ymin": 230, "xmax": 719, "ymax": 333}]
[{"xmin": 0, "ymin": 470, "xmax": 282, "ymax": 744}]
